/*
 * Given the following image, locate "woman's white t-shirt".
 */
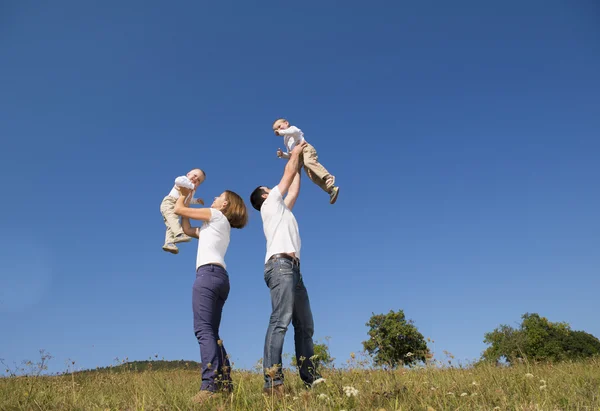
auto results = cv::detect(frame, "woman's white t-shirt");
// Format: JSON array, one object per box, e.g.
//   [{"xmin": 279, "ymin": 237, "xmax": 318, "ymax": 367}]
[{"xmin": 196, "ymin": 209, "xmax": 231, "ymax": 270}]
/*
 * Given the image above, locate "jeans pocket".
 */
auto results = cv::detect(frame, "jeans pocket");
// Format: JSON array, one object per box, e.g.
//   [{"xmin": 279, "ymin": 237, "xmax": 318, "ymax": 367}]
[{"xmin": 278, "ymin": 260, "xmax": 295, "ymax": 275}]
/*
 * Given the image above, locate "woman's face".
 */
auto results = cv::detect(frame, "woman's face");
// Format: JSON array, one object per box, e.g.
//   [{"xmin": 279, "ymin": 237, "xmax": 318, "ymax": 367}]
[{"xmin": 211, "ymin": 192, "xmax": 228, "ymax": 211}]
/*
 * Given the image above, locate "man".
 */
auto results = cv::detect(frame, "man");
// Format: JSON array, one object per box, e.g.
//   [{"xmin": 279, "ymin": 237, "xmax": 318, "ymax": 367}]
[{"xmin": 250, "ymin": 141, "xmax": 321, "ymax": 393}]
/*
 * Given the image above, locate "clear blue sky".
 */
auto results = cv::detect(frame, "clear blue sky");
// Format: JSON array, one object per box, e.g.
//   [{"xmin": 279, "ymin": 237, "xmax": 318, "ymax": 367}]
[{"xmin": 1, "ymin": 0, "xmax": 599, "ymax": 374}]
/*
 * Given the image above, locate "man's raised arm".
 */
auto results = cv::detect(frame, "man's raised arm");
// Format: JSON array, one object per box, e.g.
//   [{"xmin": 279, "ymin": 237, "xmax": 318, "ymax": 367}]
[
  {"xmin": 284, "ymin": 171, "xmax": 301, "ymax": 210},
  {"xmin": 276, "ymin": 141, "xmax": 305, "ymax": 196}
]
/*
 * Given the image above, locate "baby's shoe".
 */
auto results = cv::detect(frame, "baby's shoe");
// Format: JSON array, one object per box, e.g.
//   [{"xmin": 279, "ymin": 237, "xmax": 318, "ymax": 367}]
[
  {"xmin": 329, "ymin": 186, "xmax": 339, "ymax": 204},
  {"xmin": 162, "ymin": 243, "xmax": 179, "ymax": 254}
]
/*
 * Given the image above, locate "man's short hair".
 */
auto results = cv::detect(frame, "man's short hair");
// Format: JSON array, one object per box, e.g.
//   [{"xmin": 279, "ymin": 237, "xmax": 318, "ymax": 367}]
[{"xmin": 250, "ymin": 186, "xmax": 268, "ymax": 211}]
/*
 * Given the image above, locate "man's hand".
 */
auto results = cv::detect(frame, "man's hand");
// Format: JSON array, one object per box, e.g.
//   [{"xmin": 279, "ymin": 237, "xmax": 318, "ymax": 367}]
[
  {"xmin": 196, "ymin": 198, "xmax": 205, "ymax": 205},
  {"xmin": 276, "ymin": 148, "xmax": 284, "ymax": 158},
  {"xmin": 291, "ymin": 141, "xmax": 306, "ymax": 157},
  {"xmin": 274, "ymin": 130, "xmax": 281, "ymax": 136}
]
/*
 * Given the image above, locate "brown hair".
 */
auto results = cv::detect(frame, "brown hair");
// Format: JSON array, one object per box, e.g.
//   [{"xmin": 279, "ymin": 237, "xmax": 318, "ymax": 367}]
[{"xmin": 222, "ymin": 190, "xmax": 248, "ymax": 229}]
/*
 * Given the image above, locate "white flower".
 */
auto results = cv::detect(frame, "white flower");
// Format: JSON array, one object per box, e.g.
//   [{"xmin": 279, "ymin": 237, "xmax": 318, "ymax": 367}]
[
  {"xmin": 525, "ymin": 373, "xmax": 534, "ymax": 378},
  {"xmin": 446, "ymin": 392, "xmax": 455, "ymax": 396},
  {"xmin": 343, "ymin": 386, "xmax": 359, "ymax": 397},
  {"xmin": 539, "ymin": 379, "xmax": 546, "ymax": 384},
  {"xmin": 472, "ymin": 381, "xmax": 478, "ymax": 386},
  {"xmin": 293, "ymin": 396, "xmax": 298, "ymax": 401},
  {"xmin": 540, "ymin": 385, "xmax": 547, "ymax": 390},
  {"xmin": 471, "ymin": 392, "xmax": 478, "ymax": 396},
  {"xmin": 318, "ymin": 393, "xmax": 328, "ymax": 401},
  {"xmin": 460, "ymin": 392, "xmax": 468, "ymax": 397},
  {"xmin": 493, "ymin": 407, "xmax": 501, "ymax": 410},
  {"xmin": 405, "ymin": 352, "xmax": 413, "ymax": 357},
  {"xmin": 312, "ymin": 378, "xmax": 326, "ymax": 386}
]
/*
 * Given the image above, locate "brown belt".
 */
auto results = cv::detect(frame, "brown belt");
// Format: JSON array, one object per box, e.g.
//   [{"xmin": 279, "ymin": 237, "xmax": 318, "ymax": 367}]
[{"xmin": 268, "ymin": 253, "xmax": 300, "ymax": 266}]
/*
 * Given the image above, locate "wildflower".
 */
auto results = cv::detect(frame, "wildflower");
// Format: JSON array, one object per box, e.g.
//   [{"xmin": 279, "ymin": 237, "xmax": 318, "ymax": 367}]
[
  {"xmin": 472, "ymin": 381, "xmax": 478, "ymax": 386},
  {"xmin": 446, "ymin": 392, "xmax": 455, "ymax": 396},
  {"xmin": 539, "ymin": 379, "xmax": 546, "ymax": 384},
  {"xmin": 312, "ymin": 377, "xmax": 326, "ymax": 386},
  {"xmin": 493, "ymin": 407, "xmax": 501, "ymax": 410},
  {"xmin": 525, "ymin": 373, "xmax": 534, "ymax": 378},
  {"xmin": 460, "ymin": 392, "xmax": 468, "ymax": 397},
  {"xmin": 539, "ymin": 385, "xmax": 547, "ymax": 390},
  {"xmin": 318, "ymin": 393, "xmax": 328, "ymax": 401},
  {"xmin": 350, "ymin": 352, "xmax": 356, "ymax": 359},
  {"xmin": 293, "ymin": 396, "xmax": 298, "ymax": 401},
  {"xmin": 343, "ymin": 386, "xmax": 359, "ymax": 397},
  {"xmin": 405, "ymin": 352, "xmax": 413, "ymax": 357},
  {"xmin": 471, "ymin": 392, "xmax": 478, "ymax": 396}
]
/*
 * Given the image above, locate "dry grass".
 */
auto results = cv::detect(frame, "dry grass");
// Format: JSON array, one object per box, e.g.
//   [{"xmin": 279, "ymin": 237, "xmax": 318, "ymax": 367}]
[{"xmin": 1, "ymin": 356, "xmax": 599, "ymax": 410}]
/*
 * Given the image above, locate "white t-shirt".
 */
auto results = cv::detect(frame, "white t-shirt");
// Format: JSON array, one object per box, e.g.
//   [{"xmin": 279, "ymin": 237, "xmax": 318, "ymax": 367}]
[
  {"xmin": 196, "ymin": 209, "xmax": 231, "ymax": 270},
  {"xmin": 260, "ymin": 186, "xmax": 301, "ymax": 263}
]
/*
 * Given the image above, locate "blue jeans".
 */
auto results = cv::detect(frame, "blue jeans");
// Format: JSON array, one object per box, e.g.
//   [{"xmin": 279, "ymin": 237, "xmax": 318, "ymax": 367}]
[
  {"xmin": 263, "ymin": 257, "xmax": 320, "ymax": 388},
  {"xmin": 192, "ymin": 264, "xmax": 232, "ymax": 392}
]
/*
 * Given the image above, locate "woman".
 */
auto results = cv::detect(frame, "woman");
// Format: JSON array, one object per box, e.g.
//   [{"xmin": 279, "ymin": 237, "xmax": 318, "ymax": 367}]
[{"xmin": 174, "ymin": 187, "xmax": 248, "ymax": 404}]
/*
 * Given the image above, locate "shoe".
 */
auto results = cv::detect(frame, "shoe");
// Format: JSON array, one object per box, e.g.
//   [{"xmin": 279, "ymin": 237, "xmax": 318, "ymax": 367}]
[
  {"xmin": 329, "ymin": 186, "xmax": 339, "ymax": 204},
  {"xmin": 173, "ymin": 234, "xmax": 192, "ymax": 244},
  {"xmin": 310, "ymin": 377, "xmax": 326, "ymax": 388},
  {"xmin": 263, "ymin": 384, "xmax": 285, "ymax": 396},
  {"xmin": 162, "ymin": 243, "xmax": 179, "ymax": 254},
  {"xmin": 190, "ymin": 390, "xmax": 215, "ymax": 404}
]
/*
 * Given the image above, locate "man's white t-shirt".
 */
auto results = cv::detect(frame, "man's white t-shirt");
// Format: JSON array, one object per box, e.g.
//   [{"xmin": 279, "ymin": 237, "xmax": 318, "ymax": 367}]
[
  {"xmin": 196, "ymin": 209, "xmax": 231, "ymax": 270},
  {"xmin": 261, "ymin": 186, "xmax": 301, "ymax": 264}
]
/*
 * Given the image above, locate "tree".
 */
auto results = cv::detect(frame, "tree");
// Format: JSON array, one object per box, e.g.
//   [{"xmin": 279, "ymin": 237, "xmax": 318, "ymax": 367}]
[
  {"xmin": 482, "ymin": 313, "xmax": 600, "ymax": 364},
  {"xmin": 362, "ymin": 309, "xmax": 429, "ymax": 368},
  {"xmin": 291, "ymin": 340, "xmax": 334, "ymax": 369}
]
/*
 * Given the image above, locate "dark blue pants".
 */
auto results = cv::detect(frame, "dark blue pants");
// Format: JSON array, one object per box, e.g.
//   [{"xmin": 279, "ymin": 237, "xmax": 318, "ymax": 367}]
[
  {"xmin": 263, "ymin": 257, "xmax": 320, "ymax": 388},
  {"xmin": 192, "ymin": 264, "xmax": 232, "ymax": 392}
]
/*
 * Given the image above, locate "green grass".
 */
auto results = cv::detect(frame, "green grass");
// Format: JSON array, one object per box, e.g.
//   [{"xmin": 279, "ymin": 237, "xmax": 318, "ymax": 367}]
[{"xmin": 1, "ymin": 357, "xmax": 599, "ymax": 410}]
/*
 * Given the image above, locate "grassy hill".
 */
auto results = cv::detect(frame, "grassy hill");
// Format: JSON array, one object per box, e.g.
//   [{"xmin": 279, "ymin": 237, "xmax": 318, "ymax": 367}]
[
  {"xmin": 1, "ymin": 357, "xmax": 599, "ymax": 410},
  {"xmin": 74, "ymin": 359, "xmax": 202, "ymax": 375}
]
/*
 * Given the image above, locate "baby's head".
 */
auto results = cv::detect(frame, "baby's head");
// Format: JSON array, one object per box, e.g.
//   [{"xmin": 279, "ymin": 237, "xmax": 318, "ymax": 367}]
[
  {"xmin": 187, "ymin": 168, "xmax": 206, "ymax": 188},
  {"xmin": 272, "ymin": 118, "xmax": 290, "ymax": 135}
]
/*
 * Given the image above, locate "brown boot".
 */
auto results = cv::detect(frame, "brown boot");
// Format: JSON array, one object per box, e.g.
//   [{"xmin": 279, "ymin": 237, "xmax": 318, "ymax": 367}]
[
  {"xmin": 263, "ymin": 384, "xmax": 285, "ymax": 396},
  {"xmin": 190, "ymin": 390, "xmax": 215, "ymax": 404}
]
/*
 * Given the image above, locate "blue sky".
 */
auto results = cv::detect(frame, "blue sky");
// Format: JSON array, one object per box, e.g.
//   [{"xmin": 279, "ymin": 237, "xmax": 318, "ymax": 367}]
[{"xmin": 1, "ymin": 0, "xmax": 599, "ymax": 374}]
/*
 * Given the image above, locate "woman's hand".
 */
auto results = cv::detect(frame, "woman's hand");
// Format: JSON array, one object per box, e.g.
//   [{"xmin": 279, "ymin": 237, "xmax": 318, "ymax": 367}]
[{"xmin": 179, "ymin": 186, "xmax": 192, "ymax": 197}]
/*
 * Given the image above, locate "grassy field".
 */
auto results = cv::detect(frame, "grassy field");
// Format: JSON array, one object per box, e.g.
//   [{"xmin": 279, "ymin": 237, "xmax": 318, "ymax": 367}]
[{"xmin": 1, "ymin": 356, "xmax": 599, "ymax": 410}]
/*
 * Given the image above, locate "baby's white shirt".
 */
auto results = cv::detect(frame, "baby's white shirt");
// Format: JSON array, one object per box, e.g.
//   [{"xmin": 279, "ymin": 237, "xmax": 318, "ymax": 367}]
[
  {"xmin": 278, "ymin": 126, "xmax": 306, "ymax": 155},
  {"xmin": 167, "ymin": 175, "xmax": 203, "ymax": 205}
]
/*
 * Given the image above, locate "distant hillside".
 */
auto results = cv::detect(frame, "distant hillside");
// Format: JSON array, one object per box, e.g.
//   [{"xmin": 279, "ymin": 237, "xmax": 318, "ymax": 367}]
[{"xmin": 74, "ymin": 360, "xmax": 201, "ymax": 375}]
